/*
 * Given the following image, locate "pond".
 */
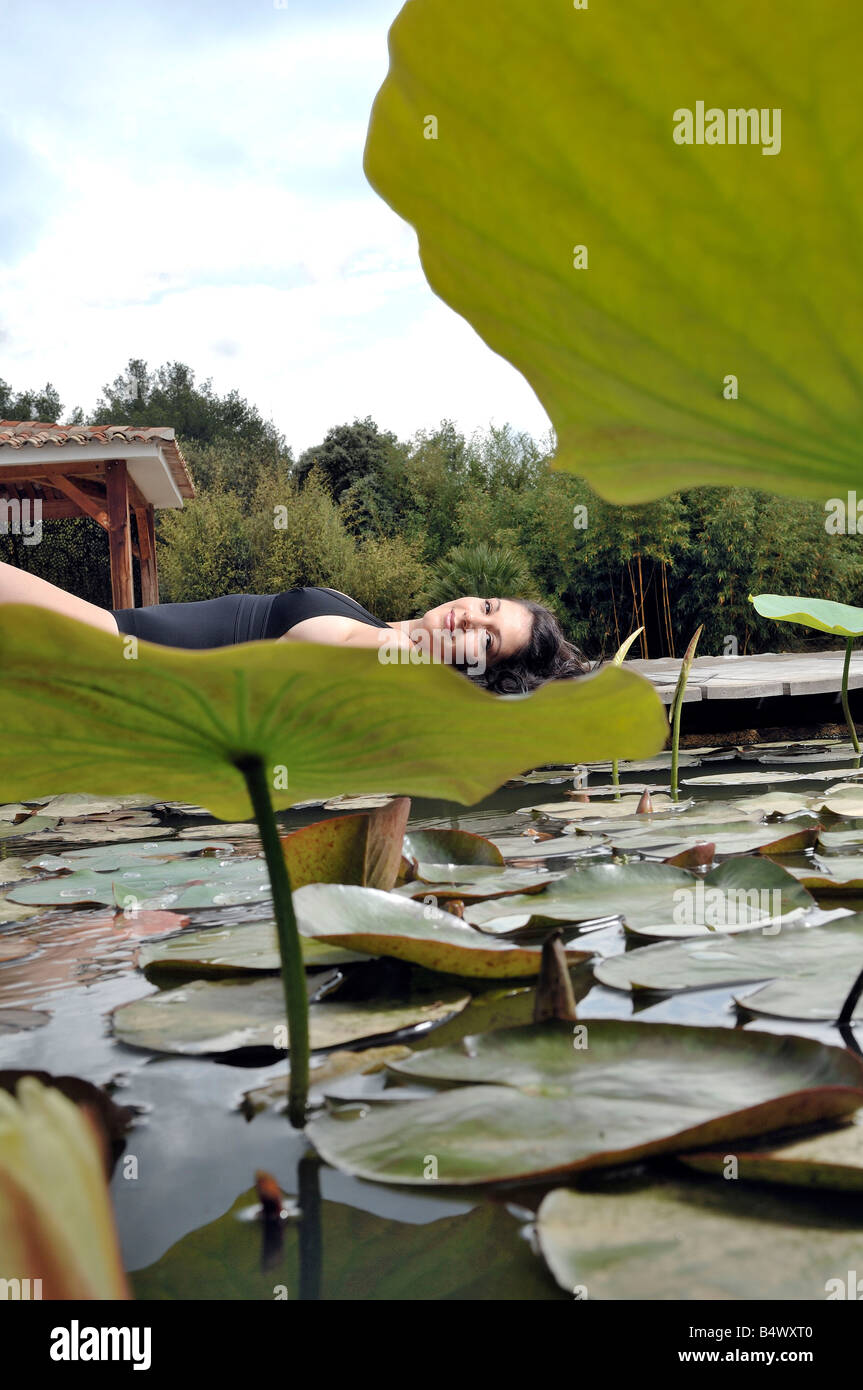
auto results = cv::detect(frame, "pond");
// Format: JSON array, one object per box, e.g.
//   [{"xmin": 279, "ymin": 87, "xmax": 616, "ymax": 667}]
[{"xmin": 3, "ymin": 741, "xmax": 863, "ymax": 1301}]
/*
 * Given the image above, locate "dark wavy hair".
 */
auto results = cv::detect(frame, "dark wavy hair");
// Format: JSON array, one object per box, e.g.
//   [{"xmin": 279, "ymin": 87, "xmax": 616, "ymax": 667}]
[{"xmin": 469, "ymin": 600, "xmax": 591, "ymax": 695}]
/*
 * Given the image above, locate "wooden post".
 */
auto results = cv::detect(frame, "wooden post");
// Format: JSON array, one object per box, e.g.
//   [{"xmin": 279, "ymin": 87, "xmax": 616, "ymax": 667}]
[
  {"xmin": 106, "ymin": 460, "xmax": 134, "ymax": 609},
  {"xmin": 135, "ymin": 503, "xmax": 159, "ymax": 606}
]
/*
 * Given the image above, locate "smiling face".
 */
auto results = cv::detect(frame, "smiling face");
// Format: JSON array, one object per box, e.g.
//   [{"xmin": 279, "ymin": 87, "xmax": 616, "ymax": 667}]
[{"xmin": 417, "ymin": 596, "xmax": 534, "ymax": 668}]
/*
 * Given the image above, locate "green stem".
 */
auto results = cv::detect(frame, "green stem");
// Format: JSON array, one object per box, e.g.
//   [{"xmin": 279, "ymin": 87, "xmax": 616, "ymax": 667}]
[
  {"xmin": 841, "ymin": 637, "xmax": 860, "ymax": 756},
  {"xmin": 611, "ymin": 758, "xmax": 620, "ymax": 800},
  {"xmin": 239, "ymin": 756, "xmax": 309, "ymax": 1128},
  {"xmin": 670, "ymin": 694, "xmax": 683, "ymax": 803}
]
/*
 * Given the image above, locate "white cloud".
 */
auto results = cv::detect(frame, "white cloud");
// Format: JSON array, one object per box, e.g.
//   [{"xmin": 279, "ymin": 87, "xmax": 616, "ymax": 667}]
[{"xmin": 0, "ymin": 2, "xmax": 552, "ymax": 452}]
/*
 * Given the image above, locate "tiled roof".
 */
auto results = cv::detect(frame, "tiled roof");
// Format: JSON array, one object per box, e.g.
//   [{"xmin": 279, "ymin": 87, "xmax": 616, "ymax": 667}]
[{"xmin": 0, "ymin": 421, "xmax": 194, "ymax": 499}]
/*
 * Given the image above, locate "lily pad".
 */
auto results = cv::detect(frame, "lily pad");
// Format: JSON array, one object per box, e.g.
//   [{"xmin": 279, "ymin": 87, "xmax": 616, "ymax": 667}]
[
  {"xmin": 524, "ymin": 794, "xmax": 676, "ymax": 821},
  {"xmin": 24, "ymin": 841, "xmax": 235, "ymax": 874},
  {"xmin": 294, "ymin": 883, "xmax": 592, "ymax": 978},
  {"xmin": 463, "ymin": 859, "xmax": 811, "ymax": 938},
  {"xmin": 489, "ymin": 834, "xmax": 606, "ymax": 862},
  {"xmin": 536, "ymin": 1177, "xmax": 863, "ymax": 1300},
  {"xmin": 609, "ymin": 821, "xmax": 818, "ymax": 859},
  {"xmin": 595, "ymin": 913, "xmax": 863, "ymax": 1020},
  {"xmin": 8, "ymin": 857, "xmax": 271, "ymax": 910},
  {"xmin": 137, "ymin": 920, "xmax": 369, "ymax": 975},
  {"xmin": 0, "ymin": 816, "xmax": 59, "ymax": 842},
  {"xmin": 241, "ymin": 1045, "xmax": 414, "ymax": 1116},
  {"xmin": 284, "ymin": 799, "xmax": 410, "ymax": 892},
  {"xmin": 680, "ymin": 1112, "xmax": 863, "ymax": 1193},
  {"xmin": 306, "ymin": 1021, "xmax": 863, "ymax": 1185},
  {"xmin": 403, "ymin": 828, "xmax": 503, "ymax": 867},
  {"xmin": 397, "ymin": 864, "xmax": 554, "ymax": 902},
  {"xmin": 112, "ymin": 975, "xmax": 470, "ymax": 1056},
  {"xmin": 789, "ymin": 857, "xmax": 863, "ymax": 893}
]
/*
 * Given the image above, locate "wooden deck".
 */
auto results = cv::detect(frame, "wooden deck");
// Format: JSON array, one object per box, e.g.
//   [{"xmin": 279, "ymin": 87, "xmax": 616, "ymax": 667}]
[{"xmin": 627, "ymin": 650, "xmax": 863, "ymax": 706}]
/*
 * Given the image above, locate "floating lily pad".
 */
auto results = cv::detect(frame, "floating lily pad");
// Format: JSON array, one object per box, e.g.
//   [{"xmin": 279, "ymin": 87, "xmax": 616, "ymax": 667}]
[
  {"xmin": 294, "ymin": 884, "xmax": 592, "ymax": 978},
  {"xmin": 403, "ymin": 828, "xmax": 503, "ymax": 867},
  {"xmin": 609, "ymin": 821, "xmax": 818, "ymax": 859},
  {"xmin": 820, "ymin": 825, "xmax": 863, "ymax": 851},
  {"xmin": 242, "ymin": 1045, "xmax": 414, "ymax": 1116},
  {"xmin": 595, "ymin": 914, "xmax": 863, "ymax": 1020},
  {"xmin": 397, "ymin": 864, "xmax": 553, "ymax": 902},
  {"xmin": 463, "ymin": 860, "xmax": 811, "ymax": 939},
  {"xmin": 137, "ymin": 920, "xmax": 369, "ymax": 975},
  {"xmin": 307, "ymin": 1021, "xmax": 863, "ymax": 1185},
  {"xmin": 819, "ymin": 785, "xmax": 863, "ymax": 817},
  {"xmin": 8, "ymin": 857, "xmax": 271, "ymax": 910},
  {"xmin": 112, "ymin": 976, "xmax": 470, "ymax": 1056},
  {"xmin": 679, "ymin": 1112, "xmax": 863, "ymax": 1193},
  {"xmin": 789, "ymin": 858, "xmax": 863, "ymax": 893},
  {"xmin": 0, "ymin": 816, "xmax": 59, "ymax": 842},
  {"xmin": 524, "ymin": 795, "xmax": 676, "ymax": 821},
  {"xmin": 0, "ymin": 899, "xmax": 40, "ymax": 926},
  {"xmin": 24, "ymin": 841, "xmax": 235, "ymax": 874},
  {"xmin": 0, "ymin": 858, "xmax": 35, "ymax": 887},
  {"xmin": 682, "ymin": 770, "xmax": 809, "ymax": 787},
  {"xmin": 536, "ymin": 1177, "xmax": 863, "ymax": 1300},
  {"xmin": 35, "ymin": 794, "xmax": 157, "ymax": 818},
  {"xmin": 489, "ymin": 834, "xmax": 606, "ymax": 862}
]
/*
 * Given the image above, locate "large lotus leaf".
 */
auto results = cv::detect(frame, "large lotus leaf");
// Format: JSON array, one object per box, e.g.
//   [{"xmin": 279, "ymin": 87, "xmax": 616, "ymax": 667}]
[
  {"xmin": 365, "ymin": 1, "xmax": 863, "ymax": 502},
  {"xmin": 595, "ymin": 913, "xmax": 863, "ymax": 1019},
  {"xmin": 463, "ymin": 859, "xmax": 811, "ymax": 937},
  {"xmin": 751, "ymin": 594, "xmax": 863, "ymax": 638},
  {"xmin": 0, "ymin": 607, "xmax": 666, "ymax": 821},
  {"xmin": 283, "ymin": 799, "xmax": 410, "ymax": 892},
  {"xmin": 293, "ymin": 883, "xmax": 592, "ymax": 978},
  {"xmin": 536, "ymin": 1177, "xmax": 863, "ymax": 1300},
  {"xmin": 307, "ymin": 1021, "xmax": 863, "ymax": 1185},
  {"xmin": 137, "ymin": 920, "xmax": 369, "ymax": 975},
  {"xmin": 680, "ymin": 1112, "xmax": 863, "ymax": 1193},
  {"xmin": 403, "ymin": 828, "xmax": 503, "ymax": 867},
  {"xmin": 8, "ymin": 856, "xmax": 271, "ymax": 910},
  {"xmin": 112, "ymin": 976, "xmax": 470, "ymax": 1056}
]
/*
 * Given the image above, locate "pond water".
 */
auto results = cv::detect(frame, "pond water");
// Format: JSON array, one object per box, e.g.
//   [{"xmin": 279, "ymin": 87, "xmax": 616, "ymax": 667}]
[{"xmin": 2, "ymin": 745, "xmax": 863, "ymax": 1300}]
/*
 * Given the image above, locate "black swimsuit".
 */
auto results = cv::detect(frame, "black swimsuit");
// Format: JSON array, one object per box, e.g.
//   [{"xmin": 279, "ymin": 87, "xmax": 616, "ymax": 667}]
[{"xmin": 111, "ymin": 587, "xmax": 390, "ymax": 649}]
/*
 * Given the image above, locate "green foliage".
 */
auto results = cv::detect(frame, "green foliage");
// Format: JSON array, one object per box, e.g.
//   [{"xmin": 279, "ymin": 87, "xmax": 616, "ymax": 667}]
[{"xmin": 424, "ymin": 540, "xmax": 536, "ymax": 609}]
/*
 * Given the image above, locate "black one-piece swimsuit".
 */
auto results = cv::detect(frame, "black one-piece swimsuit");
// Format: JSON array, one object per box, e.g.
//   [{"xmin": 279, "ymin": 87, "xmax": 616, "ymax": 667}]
[{"xmin": 111, "ymin": 587, "xmax": 390, "ymax": 649}]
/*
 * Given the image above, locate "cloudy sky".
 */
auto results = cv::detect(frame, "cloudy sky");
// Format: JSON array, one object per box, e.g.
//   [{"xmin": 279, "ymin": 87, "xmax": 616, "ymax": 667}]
[{"xmin": 0, "ymin": 0, "xmax": 550, "ymax": 453}]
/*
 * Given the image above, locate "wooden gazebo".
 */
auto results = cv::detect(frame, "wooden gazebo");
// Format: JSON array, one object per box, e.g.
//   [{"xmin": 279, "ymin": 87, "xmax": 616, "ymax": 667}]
[{"xmin": 0, "ymin": 422, "xmax": 195, "ymax": 608}]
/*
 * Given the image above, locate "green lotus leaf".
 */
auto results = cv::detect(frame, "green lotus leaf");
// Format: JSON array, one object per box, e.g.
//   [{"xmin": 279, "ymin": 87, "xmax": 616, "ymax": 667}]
[
  {"xmin": 112, "ymin": 975, "xmax": 471, "ymax": 1056},
  {"xmin": 137, "ymin": 920, "xmax": 369, "ymax": 975},
  {"xmin": 0, "ymin": 606, "xmax": 666, "ymax": 822},
  {"xmin": 365, "ymin": 1, "xmax": 863, "ymax": 501},
  {"xmin": 750, "ymin": 595, "xmax": 863, "ymax": 638},
  {"xmin": 293, "ymin": 883, "xmax": 592, "ymax": 978},
  {"xmin": 463, "ymin": 859, "xmax": 811, "ymax": 938},
  {"xmin": 609, "ymin": 821, "xmax": 818, "ymax": 860},
  {"xmin": 595, "ymin": 913, "xmax": 863, "ymax": 1020},
  {"xmin": 536, "ymin": 1177, "xmax": 863, "ymax": 1300},
  {"xmin": 307, "ymin": 1021, "xmax": 863, "ymax": 1185}
]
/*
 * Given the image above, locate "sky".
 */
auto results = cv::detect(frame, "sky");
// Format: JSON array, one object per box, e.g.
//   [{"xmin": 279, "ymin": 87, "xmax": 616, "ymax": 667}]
[{"xmin": 0, "ymin": 0, "xmax": 551, "ymax": 454}]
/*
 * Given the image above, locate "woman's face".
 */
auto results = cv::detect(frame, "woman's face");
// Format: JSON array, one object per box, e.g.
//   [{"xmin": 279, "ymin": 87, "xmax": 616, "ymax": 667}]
[{"xmin": 417, "ymin": 596, "xmax": 533, "ymax": 668}]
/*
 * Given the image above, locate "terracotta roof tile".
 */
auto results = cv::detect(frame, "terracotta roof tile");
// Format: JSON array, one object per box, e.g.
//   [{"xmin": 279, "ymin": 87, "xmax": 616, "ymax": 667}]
[{"xmin": 0, "ymin": 421, "xmax": 194, "ymax": 499}]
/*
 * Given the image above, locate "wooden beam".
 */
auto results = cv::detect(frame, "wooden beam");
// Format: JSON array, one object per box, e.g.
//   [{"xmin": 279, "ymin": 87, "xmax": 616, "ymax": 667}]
[
  {"xmin": 49, "ymin": 473, "xmax": 110, "ymax": 530},
  {"xmin": 135, "ymin": 504, "xmax": 159, "ymax": 606},
  {"xmin": 106, "ymin": 460, "xmax": 134, "ymax": 609},
  {"xmin": 0, "ymin": 459, "xmax": 109, "ymax": 485}
]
